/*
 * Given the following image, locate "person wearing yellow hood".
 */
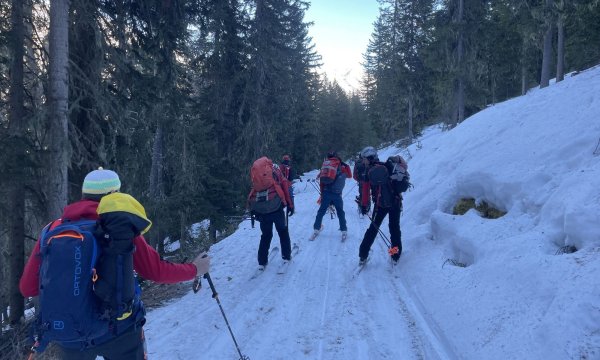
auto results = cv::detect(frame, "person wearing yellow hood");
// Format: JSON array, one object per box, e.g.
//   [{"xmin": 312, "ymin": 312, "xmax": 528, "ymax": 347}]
[{"xmin": 21, "ymin": 168, "xmax": 210, "ymax": 360}]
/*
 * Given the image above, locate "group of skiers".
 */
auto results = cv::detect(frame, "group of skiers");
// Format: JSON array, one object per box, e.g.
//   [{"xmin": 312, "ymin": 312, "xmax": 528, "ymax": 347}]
[
  {"xmin": 18, "ymin": 146, "xmax": 410, "ymax": 359},
  {"xmin": 247, "ymin": 146, "xmax": 411, "ymax": 269}
]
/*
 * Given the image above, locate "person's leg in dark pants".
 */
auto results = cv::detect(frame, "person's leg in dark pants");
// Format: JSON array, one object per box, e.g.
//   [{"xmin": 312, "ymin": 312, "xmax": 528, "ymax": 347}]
[
  {"xmin": 331, "ymin": 194, "xmax": 347, "ymax": 231},
  {"xmin": 388, "ymin": 201, "xmax": 402, "ymax": 259},
  {"xmin": 358, "ymin": 207, "xmax": 388, "ymax": 259},
  {"xmin": 257, "ymin": 213, "xmax": 275, "ymax": 266},
  {"xmin": 273, "ymin": 208, "xmax": 292, "ymax": 260},
  {"xmin": 313, "ymin": 191, "xmax": 332, "ymax": 231}
]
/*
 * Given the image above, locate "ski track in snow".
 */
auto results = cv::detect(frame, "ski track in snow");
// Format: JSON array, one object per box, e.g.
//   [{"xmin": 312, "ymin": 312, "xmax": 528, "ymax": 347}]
[{"xmin": 145, "ymin": 178, "xmax": 460, "ymax": 359}]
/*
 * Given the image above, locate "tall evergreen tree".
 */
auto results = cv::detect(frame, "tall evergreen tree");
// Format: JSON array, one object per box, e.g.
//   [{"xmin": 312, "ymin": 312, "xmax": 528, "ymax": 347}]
[{"xmin": 46, "ymin": 0, "xmax": 70, "ymax": 219}]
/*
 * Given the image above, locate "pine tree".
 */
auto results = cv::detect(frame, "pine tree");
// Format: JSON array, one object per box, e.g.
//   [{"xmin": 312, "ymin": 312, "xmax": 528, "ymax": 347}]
[{"xmin": 46, "ymin": 0, "xmax": 70, "ymax": 219}]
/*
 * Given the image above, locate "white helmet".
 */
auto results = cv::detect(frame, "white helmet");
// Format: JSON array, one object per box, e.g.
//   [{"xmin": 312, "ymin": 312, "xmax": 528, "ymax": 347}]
[{"xmin": 360, "ymin": 146, "xmax": 377, "ymax": 160}]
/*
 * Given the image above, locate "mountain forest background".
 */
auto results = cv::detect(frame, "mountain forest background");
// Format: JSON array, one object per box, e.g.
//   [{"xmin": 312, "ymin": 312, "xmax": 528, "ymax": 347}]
[{"xmin": 1, "ymin": 0, "xmax": 599, "ymax": 343}]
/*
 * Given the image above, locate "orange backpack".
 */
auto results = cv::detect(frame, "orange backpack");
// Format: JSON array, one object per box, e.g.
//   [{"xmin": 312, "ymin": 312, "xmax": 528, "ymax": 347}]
[
  {"xmin": 319, "ymin": 157, "xmax": 341, "ymax": 185},
  {"xmin": 251, "ymin": 157, "xmax": 276, "ymax": 191},
  {"xmin": 249, "ymin": 157, "xmax": 287, "ymax": 214}
]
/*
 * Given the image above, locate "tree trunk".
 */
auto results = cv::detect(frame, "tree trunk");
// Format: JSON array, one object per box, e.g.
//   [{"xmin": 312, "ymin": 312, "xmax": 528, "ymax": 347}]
[
  {"xmin": 7, "ymin": 0, "xmax": 26, "ymax": 324},
  {"xmin": 456, "ymin": 0, "xmax": 465, "ymax": 124},
  {"xmin": 407, "ymin": 86, "xmax": 414, "ymax": 141},
  {"xmin": 149, "ymin": 122, "xmax": 164, "ymax": 199},
  {"xmin": 521, "ymin": 40, "xmax": 528, "ymax": 95},
  {"xmin": 556, "ymin": 15, "xmax": 565, "ymax": 82},
  {"xmin": 46, "ymin": 0, "xmax": 70, "ymax": 219},
  {"xmin": 209, "ymin": 219, "xmax": 217, "ymax": 244},
  {"xmin": 540, "ymin": 0, "xmax": 554, "ymax": 88}
]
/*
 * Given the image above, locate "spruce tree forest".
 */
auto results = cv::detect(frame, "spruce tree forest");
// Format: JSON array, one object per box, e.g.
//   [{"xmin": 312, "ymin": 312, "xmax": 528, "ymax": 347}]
[{"xmin": 1, "ymin": 0, "xmax": 599, "ymax": 345}]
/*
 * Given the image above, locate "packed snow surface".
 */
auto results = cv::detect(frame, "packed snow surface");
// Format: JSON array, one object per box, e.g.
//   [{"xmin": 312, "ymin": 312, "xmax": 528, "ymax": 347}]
[{"xmin": 145, "ymin": 67, "xmax": 600, "ymax": 359}]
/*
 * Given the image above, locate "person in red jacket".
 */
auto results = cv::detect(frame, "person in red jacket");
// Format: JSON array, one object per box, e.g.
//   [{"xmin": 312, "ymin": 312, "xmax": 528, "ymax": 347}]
[{"xmin": 20, "ymin": 168, "xmax": 210, "ymax": 360}]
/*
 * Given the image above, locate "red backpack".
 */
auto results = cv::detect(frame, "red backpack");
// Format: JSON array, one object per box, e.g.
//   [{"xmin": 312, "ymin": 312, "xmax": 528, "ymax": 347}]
[
  {"xmin": 319, "ymin": 157, "xmax": 341, "ymax": 185},
  {"xmin": 249, "ymin": 157, "xmax": 287, "ymax": 214},
  {"xmin": 251, "ymin": 157, "xmax": 275, "ymax": 191}
]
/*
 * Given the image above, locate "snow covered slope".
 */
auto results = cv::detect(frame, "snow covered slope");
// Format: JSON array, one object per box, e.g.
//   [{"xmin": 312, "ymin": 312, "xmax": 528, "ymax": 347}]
[{"xmin": 144, "ymin": 66, "xmax": 600, "ymax": 360}]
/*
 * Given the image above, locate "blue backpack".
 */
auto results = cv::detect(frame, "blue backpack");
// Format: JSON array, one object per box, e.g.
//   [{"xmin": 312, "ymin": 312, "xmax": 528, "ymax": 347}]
[{"xmin": 36, "ymin": 219, "xmax": 108, "ymax": 349}]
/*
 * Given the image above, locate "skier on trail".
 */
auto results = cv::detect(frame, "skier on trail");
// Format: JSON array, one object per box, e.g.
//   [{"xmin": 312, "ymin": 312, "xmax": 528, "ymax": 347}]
[
  {"xmin": 280, "ymin": 154, "xmax": 297, "ymax": 202},
  {"xmin": 312, "ymin": 151, "xmax": 352, "ymax": 240},
  {"xmin": 357, "ymin": 147, "xmax": 410, "ymax": 265},
  {"xmin": 353, "ymin": 150, "xmax": 371, "ymax": 216},
  {"xmin": 247, "ymin": 157, "xmax": 295, "ymax": 270}
]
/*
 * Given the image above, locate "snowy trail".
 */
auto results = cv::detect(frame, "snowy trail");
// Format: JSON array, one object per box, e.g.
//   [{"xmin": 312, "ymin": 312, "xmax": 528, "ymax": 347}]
[
  {"xmin": 142, "ymin": 69, "xmax": 600, "ymax": 359},
  {"xmin": 145, "ymin": 176, "xmax": 458, "ymax": 359}
]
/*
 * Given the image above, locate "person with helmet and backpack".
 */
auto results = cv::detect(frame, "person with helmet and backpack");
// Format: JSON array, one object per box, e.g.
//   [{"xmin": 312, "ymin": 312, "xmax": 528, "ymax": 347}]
[
  {"xmin": 280, "ymin": 154, "xmax": 296, "ymax": 202},
  {"xmin": 353, "ymin": 147, "xmax": 373, "ymax": 216},
  {"xmin": 248, "ymin": 157, "xmax": 295, "ymax": 270},
  {"xmin": 280, "ymin": 154, "xmax": 294, "ymax": 182},
  {"xmin": 20, "ymin": 168, "xmax": 211, "ymax": 360},
  {"xmin": 312, "ymin": 151, "xmax": 352, "ymax": 240},
  {"xmin": 357, "ymin": 148, "xmax": 411, "ymax": 265}
]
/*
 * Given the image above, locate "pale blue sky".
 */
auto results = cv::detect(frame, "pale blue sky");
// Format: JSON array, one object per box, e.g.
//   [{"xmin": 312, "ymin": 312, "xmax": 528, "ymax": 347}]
[{"xmin": 304, "ymin": 1, "xmax": 380, "ymax": 91}]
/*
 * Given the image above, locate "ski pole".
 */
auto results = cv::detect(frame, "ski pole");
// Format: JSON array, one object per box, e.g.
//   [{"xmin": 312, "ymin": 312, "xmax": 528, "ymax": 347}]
[
  {"xmin": 203, "ymin": 272, "xmax": 250, "ymax": 360},
  {"xmin": 366, "ymin": 212, "xmax": 392, "ymax": 248},
  {"xmin": 366, "ymin": 212, "xmax": 401, "ymax": 257}
]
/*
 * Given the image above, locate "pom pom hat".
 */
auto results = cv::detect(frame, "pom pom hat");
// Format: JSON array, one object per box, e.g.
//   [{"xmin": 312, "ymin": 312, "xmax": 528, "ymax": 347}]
[{"xmin": 82, "ymin": 167, "xmax": 121, "ymax": 195}]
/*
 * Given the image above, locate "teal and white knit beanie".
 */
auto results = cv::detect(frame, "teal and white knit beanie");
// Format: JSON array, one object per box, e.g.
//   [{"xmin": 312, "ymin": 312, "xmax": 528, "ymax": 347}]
[{"xmin": 82, "ymin": 167, "xmax": 121, "ymax": 195}]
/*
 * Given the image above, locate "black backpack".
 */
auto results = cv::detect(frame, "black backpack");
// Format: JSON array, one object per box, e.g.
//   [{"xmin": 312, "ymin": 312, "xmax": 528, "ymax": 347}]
[
  {"xmin": 387, "ymin": 156, "xmax": 411, "ymax": 193},
  {"xmin": 368, "ymin": 163, "xmax": 394, "ymax": 208}
]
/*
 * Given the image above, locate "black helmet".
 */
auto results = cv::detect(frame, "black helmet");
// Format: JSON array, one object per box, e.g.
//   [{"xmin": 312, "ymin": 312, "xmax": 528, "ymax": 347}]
[{"xmin": 327, "ymin": 150, "xmax": 337, "ymax": 158}]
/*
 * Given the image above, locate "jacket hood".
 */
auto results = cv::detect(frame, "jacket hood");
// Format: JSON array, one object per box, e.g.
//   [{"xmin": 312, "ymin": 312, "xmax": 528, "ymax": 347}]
[
  {"xmin": 62, "ymin": 199, "xmax": 100, "ymax": 221},
  {"xmin": 97, "ymin": 192, "xmax": 152, "ymax": 235}
]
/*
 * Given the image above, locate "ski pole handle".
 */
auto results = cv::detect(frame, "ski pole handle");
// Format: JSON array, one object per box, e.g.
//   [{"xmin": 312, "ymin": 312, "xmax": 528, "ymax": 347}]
[
  {"xmin": 203, "ymin": 272, "xmax": 218, "ymax": 299},
  {"xmin": 192, "ymin": 253, "xmax": 209, "ymax": 294}
]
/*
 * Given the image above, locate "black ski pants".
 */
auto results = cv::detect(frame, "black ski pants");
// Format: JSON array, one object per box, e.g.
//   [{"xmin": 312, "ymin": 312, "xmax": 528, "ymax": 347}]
[
  {"xmin": 57, "ymin": 324, "xmax": 146, "ymax": 360},
  {"xmin": 257, "ymin": 207, "xmax": 292, "ymax": 265},
  {"xmin": 359, "ymin": 199, "xmax": 402, "ymax": 260}
]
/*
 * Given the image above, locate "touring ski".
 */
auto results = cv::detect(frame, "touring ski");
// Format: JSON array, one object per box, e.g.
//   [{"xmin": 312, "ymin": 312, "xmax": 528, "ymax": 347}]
[
  {"xmin": 309, "ymin": 225, "xmax": 324, "ymax": 241},
  {"xmin": 353, "ymin": 257, "xmax": 370, "ymax": 278},
  {"xmin": 277, "ymin": 243, "xmax": 300, "ymax": 275},
  {"xmin": 250, "ymin": 246, "xmax": 279, "ymax": 279}
]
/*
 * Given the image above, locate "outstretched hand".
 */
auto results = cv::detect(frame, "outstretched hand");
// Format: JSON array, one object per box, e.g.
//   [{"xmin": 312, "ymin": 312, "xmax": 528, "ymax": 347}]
[{"xmin": 192, "ymin": 252, "xmax": 211, "ymax": 277}]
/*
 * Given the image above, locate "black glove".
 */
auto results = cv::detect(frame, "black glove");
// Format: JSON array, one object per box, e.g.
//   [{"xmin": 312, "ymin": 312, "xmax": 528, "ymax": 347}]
[
  {"xmin": 287, "ymin": 207, "xmax": 294, "ymax": 216},
  {"xmin": 360, "ymin": 205, "xmax": 368, "ymax": 215}
]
